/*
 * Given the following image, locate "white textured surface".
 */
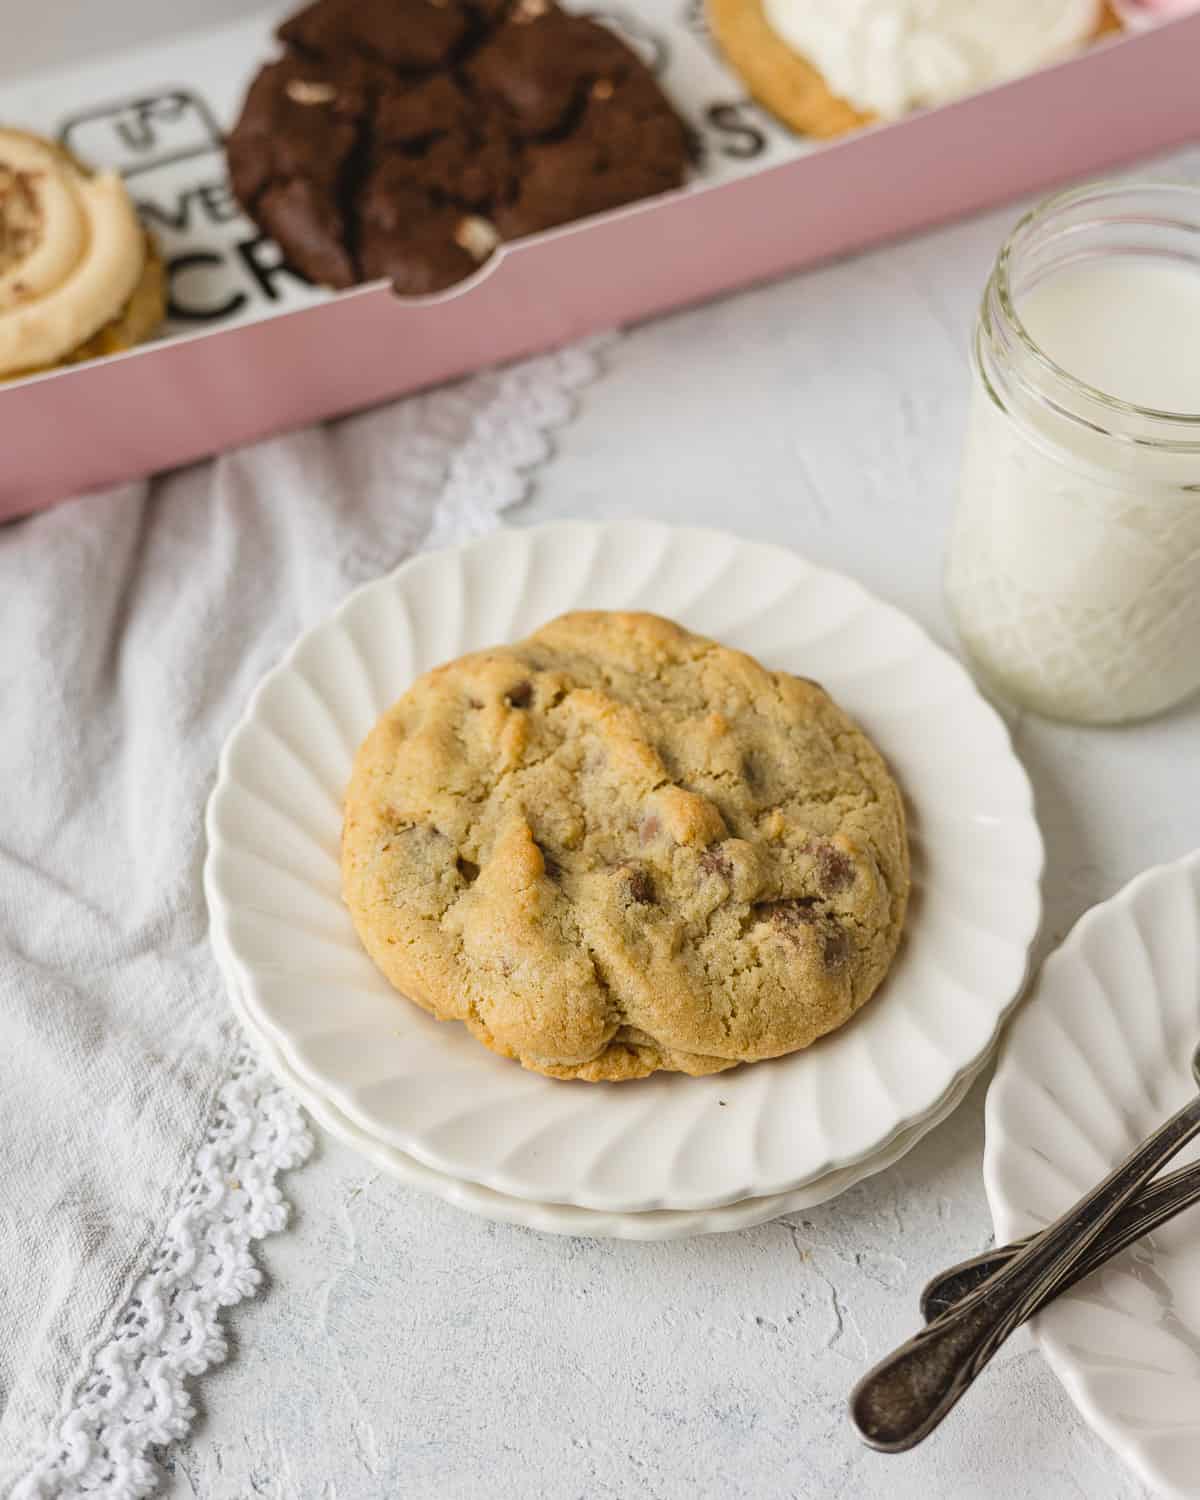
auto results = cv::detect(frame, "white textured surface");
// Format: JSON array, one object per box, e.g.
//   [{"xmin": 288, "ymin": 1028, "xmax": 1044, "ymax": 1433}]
[{"xmin": 168, "ymin": 148, "xmax": 1200, "ymax": 1498}]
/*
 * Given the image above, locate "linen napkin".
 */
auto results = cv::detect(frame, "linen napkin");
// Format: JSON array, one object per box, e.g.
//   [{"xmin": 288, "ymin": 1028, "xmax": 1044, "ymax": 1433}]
[{"xmin": 0, "ymin": 339, "xmax": 605, "ymax": 1499}]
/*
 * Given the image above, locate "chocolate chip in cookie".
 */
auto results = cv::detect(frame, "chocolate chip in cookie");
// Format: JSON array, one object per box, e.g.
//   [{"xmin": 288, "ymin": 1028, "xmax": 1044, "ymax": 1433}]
[
  {"xmin": 621, "ymin": 866, "xmax": 655, "ymax": 905},
  {"xmin": 758, "ymin": 896, "xmax": 853, "ymax": 971},
  {"xmin": 813, "ymin": 842, "xmax": 856, "ymax": 894},
  {"xmin": 699, "ymin": 844, "xmax": 733, "ymax": 880},
  {"xmin": 638, "ymin": 813, "xmax": 663, "ymax": 847}
]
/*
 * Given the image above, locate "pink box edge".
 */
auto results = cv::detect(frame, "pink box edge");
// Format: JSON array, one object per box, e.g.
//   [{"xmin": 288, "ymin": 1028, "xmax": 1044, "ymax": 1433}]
[{"xmin": 4, "ymin": 13, "xmax": 1200, "ymax": 518}]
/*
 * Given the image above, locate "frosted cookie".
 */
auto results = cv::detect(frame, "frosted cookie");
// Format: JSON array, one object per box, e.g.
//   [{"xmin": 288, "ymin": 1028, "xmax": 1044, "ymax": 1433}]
[
  {"xmin": 0, "ymin": 129, "xmax": 164, "ymax": 379},
  {"xmin": 707, "ymin": 0, "xmax": 1121, "ymax": 138},
  {"xmin": 342, "ymin": 611, "xmax": 910, "ymax": 1082}
]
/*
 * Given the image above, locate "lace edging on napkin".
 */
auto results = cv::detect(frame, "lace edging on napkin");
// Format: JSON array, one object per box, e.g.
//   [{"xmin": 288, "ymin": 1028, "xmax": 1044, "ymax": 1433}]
[
  {"xmin": 11, "ymin": 1053, "xmax": 311, "ymax": 1500},
  {"xmin": 9, "ymin": 333, "xmax": 613, "ymax": 1500}
]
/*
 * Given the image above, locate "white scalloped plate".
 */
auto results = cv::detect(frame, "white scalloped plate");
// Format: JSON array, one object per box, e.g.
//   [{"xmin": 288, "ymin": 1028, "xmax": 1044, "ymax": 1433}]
[
  {"xmin": 223, "ymin": 955, "xmax": 986, "ymax": 1239},
  {"xmin": 205, "ymin": 521, "xmax": 1042, "ymax": 1213},
  {"xmin": 985, "ymin": 852, "xmax": 1200, "ymax": 1500}
]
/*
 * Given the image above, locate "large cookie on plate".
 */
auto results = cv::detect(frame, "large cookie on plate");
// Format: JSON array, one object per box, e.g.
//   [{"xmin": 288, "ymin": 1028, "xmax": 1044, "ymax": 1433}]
[
  {"xmin": 342, "ymin": 611, "xmax": 909, "ymax": 1082},
  {"xmin": 226, "ymin": 0, "xmax": 689, "ymax": 294}
]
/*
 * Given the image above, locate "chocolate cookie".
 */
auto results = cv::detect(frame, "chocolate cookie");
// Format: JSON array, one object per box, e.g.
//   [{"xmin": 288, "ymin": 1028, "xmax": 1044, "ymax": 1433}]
[
  {"xmin": 341, "ymin": 611, "xmax": 910, "ymax": 1083},
  {"xmin": 226, "ymin": 0, "xmax": 689, "ymax": 294}
]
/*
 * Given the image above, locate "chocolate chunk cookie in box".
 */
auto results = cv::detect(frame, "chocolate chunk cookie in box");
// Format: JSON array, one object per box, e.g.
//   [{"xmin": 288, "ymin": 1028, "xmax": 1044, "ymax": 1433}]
[{"xmin": 226, "ymin": 0, "xmax": 691, "ymax": 294}]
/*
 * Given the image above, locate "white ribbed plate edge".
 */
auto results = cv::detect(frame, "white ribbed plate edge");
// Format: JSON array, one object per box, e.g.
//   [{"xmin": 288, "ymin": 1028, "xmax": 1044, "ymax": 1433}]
[
  {"xmin": 985, "ymin": 852, "xmax": 1200, "ymax": 1500},
  {"xmin": 222, "ymin": 951, "xmax": 987, "ymax": 1240},
  {"xmin": 205, "ymin": 521, "xmax": 1043, "ymax": 1213}
]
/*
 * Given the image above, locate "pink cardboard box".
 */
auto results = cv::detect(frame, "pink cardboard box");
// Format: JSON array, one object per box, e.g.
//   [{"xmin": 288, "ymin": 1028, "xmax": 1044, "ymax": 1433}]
[{"xmin": 3, "ymin": 1, "xmax": 1199, "ymax": 519}]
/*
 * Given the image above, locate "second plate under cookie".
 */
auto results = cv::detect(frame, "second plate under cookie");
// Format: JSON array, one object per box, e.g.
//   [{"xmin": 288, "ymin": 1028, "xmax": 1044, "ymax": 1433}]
[{"xmin": 224, "ymin": 956, "xmax": 987, "ymax": 1239}]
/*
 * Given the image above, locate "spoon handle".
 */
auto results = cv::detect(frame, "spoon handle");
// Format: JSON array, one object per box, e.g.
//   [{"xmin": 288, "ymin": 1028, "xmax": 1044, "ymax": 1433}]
[
  {"xmin": 920, "ymin": 1161, "xmax": 1200, "ymax": 1321},
  {"xmin": 850, "ymin": 1092, "xmax": 1200, "ymax": 1452}
]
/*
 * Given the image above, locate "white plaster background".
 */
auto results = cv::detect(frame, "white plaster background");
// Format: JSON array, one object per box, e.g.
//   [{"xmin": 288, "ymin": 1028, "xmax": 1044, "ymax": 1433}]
[{"xmin": 164, "ymin": 147, "xmax": 1200, "ymax": 1500}]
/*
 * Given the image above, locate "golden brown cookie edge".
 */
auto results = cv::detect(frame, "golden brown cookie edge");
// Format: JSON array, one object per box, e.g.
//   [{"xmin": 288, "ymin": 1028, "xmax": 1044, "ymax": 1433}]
[{"xmin": 706, "ymin": 0, "xmax": 1122, "ymax": 140}]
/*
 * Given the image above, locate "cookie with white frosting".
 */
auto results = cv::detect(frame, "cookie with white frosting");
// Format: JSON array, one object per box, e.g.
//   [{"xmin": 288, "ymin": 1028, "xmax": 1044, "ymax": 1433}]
[{"xmin": 707, "ymin": 0, "xmax": 1120, "ymax": 138}]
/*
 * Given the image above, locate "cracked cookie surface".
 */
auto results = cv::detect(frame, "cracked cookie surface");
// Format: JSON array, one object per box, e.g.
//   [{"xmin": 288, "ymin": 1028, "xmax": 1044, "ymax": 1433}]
[
  {"xmin": 342, "ymin": 611, "xmax": 909, "ymax": 1081},
  {"xmin": 226, "ymin": 0, "xmax": 689, "ymax": 294}
]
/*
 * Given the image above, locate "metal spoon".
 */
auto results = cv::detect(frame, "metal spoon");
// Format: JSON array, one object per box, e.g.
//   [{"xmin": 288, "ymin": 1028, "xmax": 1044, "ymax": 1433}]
[
  {"xmin": 921, "ymin": 1160, "xmax": 1200, "ymax": 1321},
  {"xmin": 849, "ymin": 1043, "xmax": 1200, "ymax": 1453}
]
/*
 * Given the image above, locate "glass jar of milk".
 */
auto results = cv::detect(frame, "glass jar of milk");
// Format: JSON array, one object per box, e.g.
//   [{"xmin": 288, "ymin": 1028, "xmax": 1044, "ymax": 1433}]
[{"xmin": 946, "ymin": 182, "xmax": 1200, "ymax": 725}]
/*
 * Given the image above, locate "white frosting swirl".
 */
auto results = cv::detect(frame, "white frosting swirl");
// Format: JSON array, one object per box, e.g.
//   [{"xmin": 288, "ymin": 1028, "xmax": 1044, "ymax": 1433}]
[
  {"xmin": 0, "ymin": 130, "xmax": 145, "ymax": 375},
  {"xmin": 760, "ymin": 0, "xmax": 1102, "ymax": 119}
]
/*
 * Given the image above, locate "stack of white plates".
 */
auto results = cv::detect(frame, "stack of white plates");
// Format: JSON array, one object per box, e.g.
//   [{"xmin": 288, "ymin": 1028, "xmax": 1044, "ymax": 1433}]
[{"xmin": 204, "ymin": 522, "xmax": 1043, "ymax": 1240}]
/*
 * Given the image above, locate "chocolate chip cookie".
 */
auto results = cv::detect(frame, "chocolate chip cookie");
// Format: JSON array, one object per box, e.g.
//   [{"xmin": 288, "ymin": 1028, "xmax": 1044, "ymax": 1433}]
[
  {"xmin": 705, "ymin": 0, "xmax": 867, "ymax": 139},
  {"xmin": 226, "ymin": 0, "xmax": 689, "ymax": 294},
  {"xmin": 342, "ymin": 611, "xmax": 909, "ymax": 1082}
]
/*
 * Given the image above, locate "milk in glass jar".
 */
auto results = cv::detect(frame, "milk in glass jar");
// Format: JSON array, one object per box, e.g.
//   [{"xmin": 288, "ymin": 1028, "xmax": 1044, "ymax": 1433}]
[{"xmin": 946, "ymin": 183, "xmax": 1200, "ymax": 725}]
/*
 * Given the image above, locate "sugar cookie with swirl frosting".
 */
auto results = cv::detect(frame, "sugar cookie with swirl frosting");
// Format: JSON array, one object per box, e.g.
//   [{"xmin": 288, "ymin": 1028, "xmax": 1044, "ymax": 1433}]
[
  {"xmin": 0, "ymin": 129, "xmax": 164, "ymax": 379},
  {"xmin": 342, "ymin": 611, "xmax": 910, "ymax": 1082}
]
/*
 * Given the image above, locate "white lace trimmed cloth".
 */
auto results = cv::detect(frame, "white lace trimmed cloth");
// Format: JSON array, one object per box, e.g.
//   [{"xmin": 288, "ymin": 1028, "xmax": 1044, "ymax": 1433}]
[{"xmin": 0, "ymin": 338, "xmax": 608, "ymax": 1500}]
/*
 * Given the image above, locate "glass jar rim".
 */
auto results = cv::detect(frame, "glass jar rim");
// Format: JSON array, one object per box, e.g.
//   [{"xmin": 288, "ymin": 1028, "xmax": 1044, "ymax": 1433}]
[{"xmin": 992, "ymin": 179, "xmax": 1200, "ymax": 428}]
